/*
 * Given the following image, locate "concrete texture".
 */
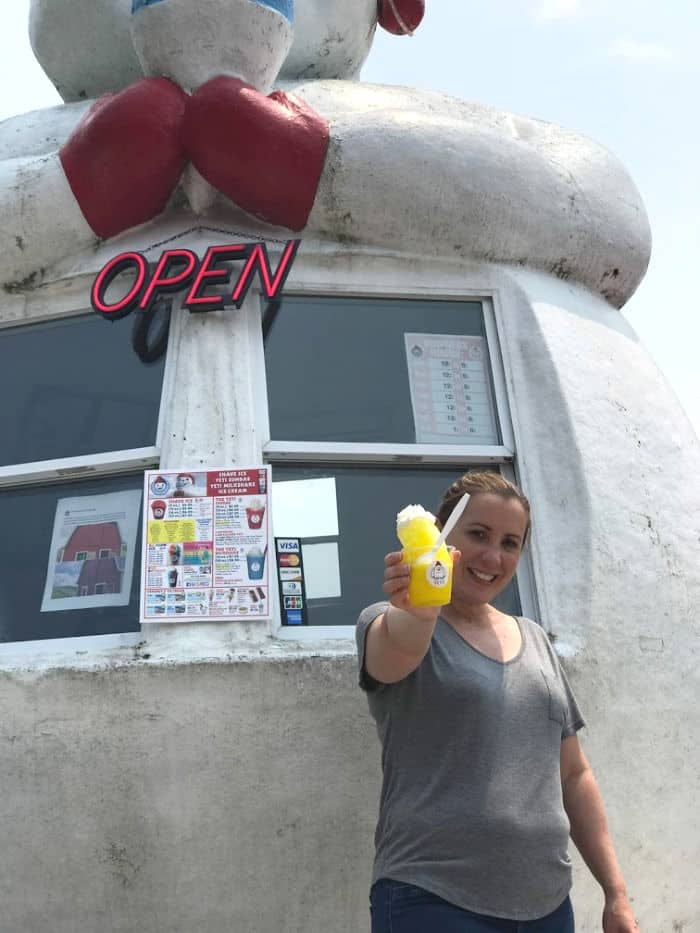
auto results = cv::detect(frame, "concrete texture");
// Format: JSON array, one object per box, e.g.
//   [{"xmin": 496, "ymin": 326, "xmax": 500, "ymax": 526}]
[
  {"xmin": 130, "ymin": 0, "xmax": 294, "ymax": 94},
  {"xmin": 0, "ymin": 80, "xmax": 650, "ymax": 307},
  {"xmin": 279, "ymin": 0, "xmax": 377, "ymax": 82},
  {"xmin": 0, "ymin": 656, "xmax": 378, "ymax": 933},
  {"xmin": 29, "ymin": 0, "xmax": 143, "ymax": 102},
  {"xmin": 299, "ymin": 80, "xmax": 650, "ymax": 309}
]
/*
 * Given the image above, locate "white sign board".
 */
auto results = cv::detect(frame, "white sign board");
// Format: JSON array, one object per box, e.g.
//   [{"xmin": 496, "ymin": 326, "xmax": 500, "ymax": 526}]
[{"xmin": 404, "ymin": 333, "xmax": 499, "ymax": 444}]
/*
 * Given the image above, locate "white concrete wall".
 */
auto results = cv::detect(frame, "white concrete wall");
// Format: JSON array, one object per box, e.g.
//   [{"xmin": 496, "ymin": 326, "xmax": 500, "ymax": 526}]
[
  {"xmin": 0, "ymin": 656, "xmax": 378, "ymax": 933},
  {"xmin": 1, "ymin": 248, "xmax": 698, "ymax": 931}
]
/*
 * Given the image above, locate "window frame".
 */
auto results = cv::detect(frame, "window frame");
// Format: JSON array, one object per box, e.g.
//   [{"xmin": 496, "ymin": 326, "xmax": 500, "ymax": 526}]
[
  {"xmin": 0, "ymin": 290, "xmax": 169, "ymax": 652},
  {"xmin": 257, "ymin": 283, "xmax": 539, "ymax": 638}
]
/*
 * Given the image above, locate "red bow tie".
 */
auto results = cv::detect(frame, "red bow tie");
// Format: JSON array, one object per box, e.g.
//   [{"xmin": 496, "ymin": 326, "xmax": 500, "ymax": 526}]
[{"xmin": 60, "ymin": 76, "xmax": 330, "ymax": 240}]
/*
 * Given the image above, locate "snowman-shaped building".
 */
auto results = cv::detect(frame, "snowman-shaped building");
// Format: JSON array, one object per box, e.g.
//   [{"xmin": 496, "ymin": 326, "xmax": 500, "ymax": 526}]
[{"xmin": 0, "ymin": 2, "xmax": 698, "ymax": 931}]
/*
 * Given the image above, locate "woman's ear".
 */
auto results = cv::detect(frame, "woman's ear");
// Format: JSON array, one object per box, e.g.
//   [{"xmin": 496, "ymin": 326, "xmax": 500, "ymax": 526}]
[{"xmin": 377, "ymin": 0, "xmax": 425, "ymax": 36}]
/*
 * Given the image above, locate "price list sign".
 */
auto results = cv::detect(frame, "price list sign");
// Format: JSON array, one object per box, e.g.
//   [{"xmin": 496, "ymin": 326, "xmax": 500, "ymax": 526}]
[
  {"xmin": 140, "ymin": 466, "xmax": 271, "ymax": 623},
  {"xmin": 404, "ymin": 334, "xmax": 499, "ymax": 445}
]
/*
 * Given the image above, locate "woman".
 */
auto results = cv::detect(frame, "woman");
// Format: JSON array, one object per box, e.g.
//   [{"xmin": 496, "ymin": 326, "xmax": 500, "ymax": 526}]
[{"xmin": 356, "ymin": 472, "xmax": 639, "ymax": 932}]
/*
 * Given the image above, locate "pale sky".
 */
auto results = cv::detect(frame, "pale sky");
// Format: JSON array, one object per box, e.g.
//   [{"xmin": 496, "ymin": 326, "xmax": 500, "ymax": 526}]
[{"xmin": 1, "ymin": 0, "xmax": 698, "ymax": 439}]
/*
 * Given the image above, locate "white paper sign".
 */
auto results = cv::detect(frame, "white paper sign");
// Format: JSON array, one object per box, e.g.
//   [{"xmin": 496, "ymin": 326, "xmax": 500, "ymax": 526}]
[
  {"xmin": 271, "ymin": 476, "xmax": 339, "ymax": 538},
  {"xmin": 41, "ymin": 489, "xmax": 142, "ymax": 613},
  {"xmin": 301, "ymin": 542, "xmax": 342, "ymax": 600},
  {"xmin": 404, "ymin": 333, "xmax": 499, "ymax": 444}
]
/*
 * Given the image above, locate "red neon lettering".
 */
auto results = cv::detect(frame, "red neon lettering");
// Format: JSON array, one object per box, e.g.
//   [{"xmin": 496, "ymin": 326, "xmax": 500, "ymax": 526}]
[
  {"xmin": 91, "ymin": 252, "xmax": 147, "ymax": 319},
  {"xmin": 231, "ymin": 240, "xmax": 300, "ymax": 308},
  {"xmin": 229, "ymin": 249, "xmax": 258, "ymax": 307},
  {"xmin": 139, "ymin": 249, "xmax": 198, "ymax": 310},
  {"xmin": 184, "ymin": 245, "xmax": 247, "ymax": 310},
  {"xmin": 91, "ymin": 240, "xmax": 301, "ymax": 321},
  {"xmin": 255, "ymin": 240, "xmax": 300, "ymax": 298}
]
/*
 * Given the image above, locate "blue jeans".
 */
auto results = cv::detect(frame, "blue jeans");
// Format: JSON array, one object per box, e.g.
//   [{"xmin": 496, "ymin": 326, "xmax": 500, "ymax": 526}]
[{"xmin": 370, "ymin": 879, "xmax": 575, "ymax": 932}]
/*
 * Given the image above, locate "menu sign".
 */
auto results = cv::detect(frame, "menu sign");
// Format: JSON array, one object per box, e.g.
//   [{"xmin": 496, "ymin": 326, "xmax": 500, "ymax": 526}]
[
  {"xmin": 404, "ymin": 333, "xmax": 499, "ymax": 445},
  {"xmin": 141, "ymin": 467, "xmax": 271, "ymax": 623}
]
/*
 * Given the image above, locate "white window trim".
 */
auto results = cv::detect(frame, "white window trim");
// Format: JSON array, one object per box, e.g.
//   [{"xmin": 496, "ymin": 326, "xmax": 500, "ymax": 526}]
[
  {"xmin": 264, "ymin": 442, "xmax": 514, "ymax": 464},
  {"xmin": 0, "ymin": 630, "xmax": 143, "ymax": 667},
  {"xmin": 258, "ymin": 286, "xmax": 538, "ymax": 636},
  {"xmin": 0, "ymin": 447, "xmax": 160, "ymax": 489}
]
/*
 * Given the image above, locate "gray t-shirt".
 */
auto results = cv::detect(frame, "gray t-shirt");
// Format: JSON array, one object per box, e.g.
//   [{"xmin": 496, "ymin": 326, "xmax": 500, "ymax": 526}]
[{"xmin": 356, "ymin": 602, "xmax": 585, "ymax": 922}]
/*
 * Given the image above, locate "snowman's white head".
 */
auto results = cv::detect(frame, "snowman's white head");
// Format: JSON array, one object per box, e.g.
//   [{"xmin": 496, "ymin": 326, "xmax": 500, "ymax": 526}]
[{"xmin": 30, "ymin": 0, "xmax": 423, "ymax": 101}]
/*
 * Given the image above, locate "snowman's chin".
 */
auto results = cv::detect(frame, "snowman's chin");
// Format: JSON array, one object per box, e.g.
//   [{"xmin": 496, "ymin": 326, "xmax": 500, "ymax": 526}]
[{"xmin": 130, "ymin": 0, "xmax": 295, "ymax": 93}]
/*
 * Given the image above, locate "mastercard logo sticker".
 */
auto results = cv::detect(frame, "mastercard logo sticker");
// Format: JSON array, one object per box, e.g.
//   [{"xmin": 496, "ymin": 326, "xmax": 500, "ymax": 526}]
[{"xmin": 278, "ymin": 553, "xmax": 300, "ymax": 567}]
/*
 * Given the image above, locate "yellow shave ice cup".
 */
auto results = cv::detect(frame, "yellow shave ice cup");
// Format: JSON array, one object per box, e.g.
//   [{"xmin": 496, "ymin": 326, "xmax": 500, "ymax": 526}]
[{"xmin": 397, "ymin": 505, "xmax": 453, "ymax": 608}]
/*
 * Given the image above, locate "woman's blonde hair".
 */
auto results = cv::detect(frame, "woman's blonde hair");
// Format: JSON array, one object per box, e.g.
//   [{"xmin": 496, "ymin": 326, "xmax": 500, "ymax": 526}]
[{"xmin": 436, "ymin": 471, "xmax": 531, "ymax": 544}]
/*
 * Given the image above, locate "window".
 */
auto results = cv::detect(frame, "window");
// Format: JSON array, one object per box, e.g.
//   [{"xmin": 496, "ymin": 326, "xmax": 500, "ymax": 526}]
[
  {"xmin": 263, "ymin": 294, "xmax": 533, "ymax": 630},
  {"xmin": 270, "ymin": 464, "xmax": 522, "ymax": 627},
  {"xmin": 264, "ymin": 297, "xmax": 501, "ymax": 445},
  {"xmin": 0, "ymin": 313, "xmax": 165, "ymax": 466},
  {"xmin": 0, "ymin": 310, "xmax": 166, "ymax": 644}
]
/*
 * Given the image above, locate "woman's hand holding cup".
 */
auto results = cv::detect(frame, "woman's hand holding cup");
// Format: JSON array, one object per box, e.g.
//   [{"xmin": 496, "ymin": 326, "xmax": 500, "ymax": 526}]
[{"xmin": 382, "ymin": 549, "xmax": 461, "ymax": 623}]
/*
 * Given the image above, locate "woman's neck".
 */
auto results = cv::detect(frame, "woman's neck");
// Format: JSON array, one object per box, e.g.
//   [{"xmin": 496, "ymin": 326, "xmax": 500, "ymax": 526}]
[{"xmin": 441, "ymin": 601, "xmax": 497, "ymax": 629}]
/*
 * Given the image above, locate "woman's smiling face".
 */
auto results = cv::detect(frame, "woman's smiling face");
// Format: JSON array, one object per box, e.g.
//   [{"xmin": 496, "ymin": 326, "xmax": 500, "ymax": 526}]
[{"xmin": 446, "ymin": 493, "xmax": 529, "ymax": 607}]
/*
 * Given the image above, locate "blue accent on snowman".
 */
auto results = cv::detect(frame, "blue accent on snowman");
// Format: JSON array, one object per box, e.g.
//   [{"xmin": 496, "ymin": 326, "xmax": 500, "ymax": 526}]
[{"xmin": 132, "ymin": 0, "xmax": 294, "ymax": 23}]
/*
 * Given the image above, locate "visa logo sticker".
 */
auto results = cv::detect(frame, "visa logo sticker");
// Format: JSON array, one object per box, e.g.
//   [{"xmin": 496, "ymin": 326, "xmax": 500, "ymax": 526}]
[{"xmin": 277, "ymin": 539, "xmax": 300, "ymax": 552}]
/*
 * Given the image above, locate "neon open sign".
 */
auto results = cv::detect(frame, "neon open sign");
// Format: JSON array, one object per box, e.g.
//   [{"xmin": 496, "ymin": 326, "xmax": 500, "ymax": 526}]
[
  {"xmin": 91, "ymin": 239, "xmax": 300, "ymax": 363},
  {"xmin": 91, "ymin": 239, "xmax": 300, "ymax": 319}
]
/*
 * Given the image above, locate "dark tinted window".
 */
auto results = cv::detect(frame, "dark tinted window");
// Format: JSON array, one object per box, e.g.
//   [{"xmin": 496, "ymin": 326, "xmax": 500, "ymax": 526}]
[
  {"xmin": 0, "ymin": 313, "xmax": 165, "ymax": 466},
  {"xmin": 270, "ymin": 464, "xmax": 521, "ymax": 626},
  {"xmin": 264, "ymin": 297, "xmax": 500, "ymax": 444},
  {"xmin": 0, "ymin": 474, "xmax": 143, "ymax": 642}
]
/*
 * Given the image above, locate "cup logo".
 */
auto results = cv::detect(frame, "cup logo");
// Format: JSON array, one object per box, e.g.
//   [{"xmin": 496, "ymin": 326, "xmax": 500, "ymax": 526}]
[{"xmin": 426, "ymin": 560, "xmax": 448, "ymax": 588}]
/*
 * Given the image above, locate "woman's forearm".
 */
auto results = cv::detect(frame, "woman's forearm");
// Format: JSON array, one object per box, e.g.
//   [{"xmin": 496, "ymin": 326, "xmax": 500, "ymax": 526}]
[
  {"xmin": 383, "ymin": 604, "xmax": 438, "ymax": 659},
  {"xmin": 563, "ymin": 765, "xmax": 627, "ymax": 897}
]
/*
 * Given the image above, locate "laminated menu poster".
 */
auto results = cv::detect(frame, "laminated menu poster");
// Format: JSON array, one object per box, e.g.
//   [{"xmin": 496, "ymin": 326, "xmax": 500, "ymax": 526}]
[
  {"xmin": 404, "ymin": 333, "xmax": 499, "ymax": 445},
  {"xmin": 141, "ymin": 467, "xmax": 271, "ymax": 623}
]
